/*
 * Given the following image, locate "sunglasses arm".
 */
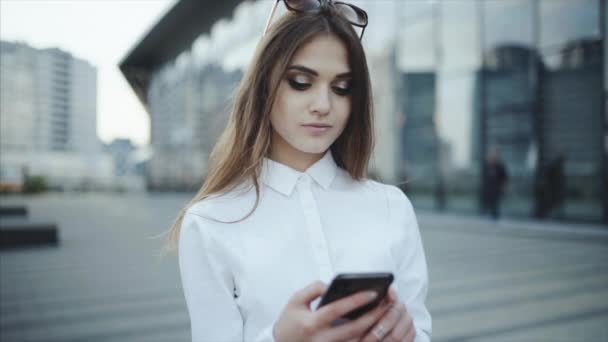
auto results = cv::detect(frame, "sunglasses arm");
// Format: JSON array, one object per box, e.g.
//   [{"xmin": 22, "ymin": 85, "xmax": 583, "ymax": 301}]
[
  {"xmin": 263, "ymin": 0, "xmax": 281, "ymax": 36},
  {"xmin": 359, "ymin": 25, "xmax": 366, "ymax": 40}
]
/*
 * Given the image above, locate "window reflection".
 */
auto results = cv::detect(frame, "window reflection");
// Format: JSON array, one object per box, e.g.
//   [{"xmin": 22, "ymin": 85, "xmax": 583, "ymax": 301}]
[
  {"xmin": 540, "ymin": 0, "xmax": 601, "ymax": 68},
  {"xmin": 397, "ymin": 1, "xmax": 437, "ymax": 209},
  {"xmin": 484, "ymin": 0, "xmax": 534, "ymax": 49},
  {"xmin": 538, "ymin": 0, "xmax": 603, "ymax": 220},
  {"xmin": 392, "ymin": 0, "xmax": 604, "ymax": 221},
  {"xmin": 436, "ymin": 1, "xmax": 479, "ymax": 213},
  {"xmin": 397, "ymin": 1, "xmax": 435, "ymax": 71},
  {"xmin": 482, "ymin": 0, "xmax": 536, "ymax": 217}
]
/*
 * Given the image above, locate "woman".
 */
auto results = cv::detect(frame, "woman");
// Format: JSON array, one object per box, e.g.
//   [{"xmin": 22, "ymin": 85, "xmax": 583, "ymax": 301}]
[{"xmin": 168, "ymin": 1, "xmax": 431, "ymax": 341}]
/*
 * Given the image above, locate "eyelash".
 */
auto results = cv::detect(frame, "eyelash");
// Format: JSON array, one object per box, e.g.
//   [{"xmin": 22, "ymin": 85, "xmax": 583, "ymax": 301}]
[{"xmin": 287, "ymin": 79, "xmax": 351, "ymax": 96}]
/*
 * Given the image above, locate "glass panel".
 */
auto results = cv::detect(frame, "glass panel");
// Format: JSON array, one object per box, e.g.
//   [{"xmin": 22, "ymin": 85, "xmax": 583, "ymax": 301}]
[
  {"xmin": 436, "ymin": 1, "xmax": 480, "ymax": 213},
  {"xmin": 399, "ymin": 72, "xmax": 438, "ymax": 209},
  {"xmin": 482, "ymin": 0, "xmax": 536, "ymax": 218},
  {"xmin": 540, "ymin": 0, "xmax": 601, "ymax": 68},
  {"xmin": 605, "ymin": 0, "xmax": 607, "ymax": 223},
  {"xmin": 484, "ymin": 0, "xmax": 534, "ymax": 49},
  {"xmin": 397, "ymin": 2, "xmax": 435, "ymax": 71},
  {"xmin": 396, "ymin": 1, "xmax": 437, "ymax": 209},
  {"xmin": 538, "ymin": 0, "xmax": 603, "ymax": 220}
]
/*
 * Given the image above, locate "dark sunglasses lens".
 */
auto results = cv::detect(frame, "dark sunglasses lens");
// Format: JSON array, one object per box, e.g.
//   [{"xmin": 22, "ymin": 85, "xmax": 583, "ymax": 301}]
[
  {"xmin": 285, "ymin": 0, "xmax": 320, "ymax": 11},
  {"xmin": 335, "ymin": 3, "xmax": 367, "ymax": 26}
]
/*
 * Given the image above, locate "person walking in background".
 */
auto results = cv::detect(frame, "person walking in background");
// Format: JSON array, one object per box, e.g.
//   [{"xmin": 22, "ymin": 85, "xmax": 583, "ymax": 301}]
[
  {"xmin": 547, "ymin": 154, "xmax": 566, "ymax": 218},
  {"xmin": 164, "ymin": 1, "xmax": 431, "ymax": 341},
  {"xmin": 482, "ymin": 151, "xmax": 508, "ymax": 220},
  {"xmin": 535, "ymin": 154, "xmax": 566, "ymax": 219}
]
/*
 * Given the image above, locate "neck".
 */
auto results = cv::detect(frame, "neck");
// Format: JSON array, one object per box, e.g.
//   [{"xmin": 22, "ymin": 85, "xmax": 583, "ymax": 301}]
[{"xmin": 270, "ymin": 136, "xmax": 325, "ymax": 172}]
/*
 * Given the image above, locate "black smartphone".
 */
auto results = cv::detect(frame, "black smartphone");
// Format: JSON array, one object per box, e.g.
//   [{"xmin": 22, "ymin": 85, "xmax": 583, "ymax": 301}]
[{"xmin": 316, "ymin": 272, "xmax": 394, "ymax": 321}]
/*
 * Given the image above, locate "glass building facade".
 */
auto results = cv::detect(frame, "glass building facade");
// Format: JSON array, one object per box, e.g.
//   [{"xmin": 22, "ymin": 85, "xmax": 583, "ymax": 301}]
[
  {"xmin": 132, "ymin": 0, "xmax": 606, "ymax": 223},
  {"xmin": 395, "ymin": 0, "xmax": 606, "ymax": 223}
]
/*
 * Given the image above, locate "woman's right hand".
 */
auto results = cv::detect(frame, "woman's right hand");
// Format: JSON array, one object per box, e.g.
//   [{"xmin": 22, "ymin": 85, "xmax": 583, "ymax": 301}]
[{"xmin": 273, "ymin": 281, "xmax": 394, "ymax": 342}]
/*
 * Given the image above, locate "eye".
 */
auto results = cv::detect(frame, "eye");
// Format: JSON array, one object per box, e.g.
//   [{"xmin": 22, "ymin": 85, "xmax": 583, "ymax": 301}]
[
  {"xmin": 287, "ymin": 75, "xmax": 311, "ymax": 91},
  {"xmin": 332, "ymin": 80, "xmax": 351, "ymax": 96},
  {"xmin": 288, "ymin": 79, "xmax": 311, "ymax": 91}
]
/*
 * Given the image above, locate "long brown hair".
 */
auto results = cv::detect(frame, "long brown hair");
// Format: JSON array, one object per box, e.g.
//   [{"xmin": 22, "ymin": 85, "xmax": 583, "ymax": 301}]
[{"xmin": 163, "ymin": 4, "xmax": 375, "ymax": 254}]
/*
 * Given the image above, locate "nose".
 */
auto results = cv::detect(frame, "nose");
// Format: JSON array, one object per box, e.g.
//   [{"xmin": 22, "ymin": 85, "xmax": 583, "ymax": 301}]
[{"xmin": 309, "ymin": 86, "xmax": 331, "ymax": 116}]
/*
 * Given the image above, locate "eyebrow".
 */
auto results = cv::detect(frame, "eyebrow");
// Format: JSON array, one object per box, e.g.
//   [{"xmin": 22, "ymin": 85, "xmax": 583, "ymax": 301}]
[{"xmin": 287, "ymin": 65, "xmax": 352, "ymax": 79}]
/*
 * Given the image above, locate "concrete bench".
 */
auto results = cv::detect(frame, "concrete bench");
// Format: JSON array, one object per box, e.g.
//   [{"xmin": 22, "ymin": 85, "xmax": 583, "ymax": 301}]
[
  {"xmin": 0, "ymin": 218, "xmax": 58, "ymax": 249},
  {"xmin": 0, "ymin": 206, "xmax": 28, "ymax": 217}
]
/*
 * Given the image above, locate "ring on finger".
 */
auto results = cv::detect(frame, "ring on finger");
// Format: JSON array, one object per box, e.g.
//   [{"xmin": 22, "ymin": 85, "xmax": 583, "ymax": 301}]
[{"xmin": 372, "ymin": 324, "xmax": 387, "ymax": 340}]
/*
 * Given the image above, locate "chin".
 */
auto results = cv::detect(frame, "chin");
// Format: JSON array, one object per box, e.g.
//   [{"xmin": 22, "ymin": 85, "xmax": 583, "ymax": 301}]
[{"xmin": 295, "ymin": 141, "xmax": 332, "ymax": 155}]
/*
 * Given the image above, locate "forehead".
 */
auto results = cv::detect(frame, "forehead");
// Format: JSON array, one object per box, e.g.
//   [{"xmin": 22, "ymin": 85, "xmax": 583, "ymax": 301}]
[{"xmin": 289, "ymin": 34, "xmax": 350, "ymax": 75}]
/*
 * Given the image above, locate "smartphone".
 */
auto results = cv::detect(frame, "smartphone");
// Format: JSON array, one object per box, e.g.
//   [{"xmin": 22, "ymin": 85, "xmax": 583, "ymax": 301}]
[{"xmin": 316, "ymin": 272, "xmax": 394, "ymax": 321}]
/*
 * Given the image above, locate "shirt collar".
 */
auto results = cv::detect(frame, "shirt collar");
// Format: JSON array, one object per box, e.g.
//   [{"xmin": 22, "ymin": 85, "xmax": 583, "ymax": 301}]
[{"xmin": 261, "ymin": 151, "xmax": 338, "ymax": 197}]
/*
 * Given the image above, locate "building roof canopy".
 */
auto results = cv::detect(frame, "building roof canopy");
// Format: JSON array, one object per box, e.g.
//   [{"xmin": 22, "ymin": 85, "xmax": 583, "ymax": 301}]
[{"xmin": 119, "ymin": 0, "xmax": 243, "ymax": 106}]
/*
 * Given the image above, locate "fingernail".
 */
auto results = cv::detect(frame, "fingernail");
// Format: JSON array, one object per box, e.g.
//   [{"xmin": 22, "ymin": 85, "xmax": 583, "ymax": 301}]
[{"xmin": 367, "ymin": 291, "xmax": 378, "ymax": 300}]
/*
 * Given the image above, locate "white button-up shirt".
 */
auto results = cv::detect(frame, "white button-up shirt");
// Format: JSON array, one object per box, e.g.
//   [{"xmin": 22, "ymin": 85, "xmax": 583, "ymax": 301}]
[{"xmin": 179, "ymin": 151, "xmax": 432, "ymax": 341}]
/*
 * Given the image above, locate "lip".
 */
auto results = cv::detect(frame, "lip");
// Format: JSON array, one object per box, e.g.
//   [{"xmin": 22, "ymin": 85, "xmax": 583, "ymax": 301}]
[{"xmin": 301, "ymin": 123, "xmax": 332, "ymax": 135}]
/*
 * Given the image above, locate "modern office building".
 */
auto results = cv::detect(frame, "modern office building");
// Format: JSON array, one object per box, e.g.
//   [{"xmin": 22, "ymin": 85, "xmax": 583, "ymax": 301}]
[
  {"xmin": 146, "ymin": 62, "xmax": 241, "ymax": 190},
  {"xmin": 121, "ymin": 0, "xmax": 606, "ymax": 223},
  {"xmin": 538, "ymin": 38, "xmax": 604, "ymax": 219},
  {"xmin": 0, "ymin": 40, "xmax": 112, "ymax": 189},
  {"xmin": 399, "ymin": 72, "xmax": 437, "ymax": 188}
]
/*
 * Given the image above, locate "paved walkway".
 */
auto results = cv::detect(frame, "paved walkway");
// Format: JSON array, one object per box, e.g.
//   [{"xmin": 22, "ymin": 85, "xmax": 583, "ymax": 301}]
[
  {"xmin": 417, "ymin": 211, "xmax": 608, "ymax": 341},
  {"xmin": 1, "ymin": 193, "xmax": 607, "ymax": 341}
]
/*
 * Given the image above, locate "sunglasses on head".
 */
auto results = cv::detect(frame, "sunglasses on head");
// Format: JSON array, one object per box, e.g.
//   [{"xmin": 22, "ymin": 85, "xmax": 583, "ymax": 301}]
[{"xmin": 263, "ymin": 0, "xmax": 369, "ymax": 40}]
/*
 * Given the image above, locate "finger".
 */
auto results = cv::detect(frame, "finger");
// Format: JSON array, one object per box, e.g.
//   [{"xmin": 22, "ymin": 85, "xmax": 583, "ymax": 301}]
[
  {"xmin": 402, "ymin": 322, "xmax": 416, "ymax": 342},
  {"xmin": 322, "ymin": 299, "xmax": 392, "ymax": 341},
  {"xmin": 315, "ymin": 290, "xmax": 379, "ymax": 326},
  {"xmin": 390, "ymin": 308, "xmax": 414, "ymax": 341},
  {"xmin": 387, "ymin": 287, "xmax": 399, "ymax": 303},
  {"xmin": 290, "ymin": 281, "xmax": 327, "ymax": 306},
  {"xmin": 360, "ymin": 303, "xmax": 403, "ymax": 342}
]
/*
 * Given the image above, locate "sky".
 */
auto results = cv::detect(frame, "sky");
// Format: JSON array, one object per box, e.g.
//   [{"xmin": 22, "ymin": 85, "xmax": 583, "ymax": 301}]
[{"xmin": 0, "ymin": 0, "xmax": 177, "ymax": 147}]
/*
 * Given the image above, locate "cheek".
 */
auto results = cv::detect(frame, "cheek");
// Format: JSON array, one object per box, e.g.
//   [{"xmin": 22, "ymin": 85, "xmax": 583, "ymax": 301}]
[
  {"xmin": 270, "ymin": 85, "xmax": 303, "ymax": 127},
  {"xmin": 335, "ymin": 97, "xmax": 352, "ymax": 128},
  {"xmin": 269, "ymin": 108, "xmax": 286, "ymax": 136}
]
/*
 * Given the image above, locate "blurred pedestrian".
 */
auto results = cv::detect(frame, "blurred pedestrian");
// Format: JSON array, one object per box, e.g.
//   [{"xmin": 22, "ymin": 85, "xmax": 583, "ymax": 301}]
[
  {"xmin": 547, "ymin": 155, "xmax": 565, "ymax": 218},
  {"xmin": 164, "ymin": 1, "xmax": 431, "ymax": 342},
  {"xmin": 535, "ymin": 154, "xmax": 565, "ymax": 219},
  {"xmin": 482, "ymin": 151, "xmax": 508, "ymax": 220}
]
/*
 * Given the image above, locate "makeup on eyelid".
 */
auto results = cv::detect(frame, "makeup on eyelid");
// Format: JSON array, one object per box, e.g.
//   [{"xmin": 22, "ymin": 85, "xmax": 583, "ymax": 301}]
[{"xmin": 286, "ymin": 76, "xmax": 352, "ymax": 95}]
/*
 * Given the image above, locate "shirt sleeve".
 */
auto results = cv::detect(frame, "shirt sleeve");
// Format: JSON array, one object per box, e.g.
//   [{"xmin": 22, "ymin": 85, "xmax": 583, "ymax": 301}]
[
  {"xmin": 178, "ymin": 211, "xmax": 245, "ymax": 341},
  {"xmin": 387, "ymin": 186, "xmax": 432, "ymax": 342}
]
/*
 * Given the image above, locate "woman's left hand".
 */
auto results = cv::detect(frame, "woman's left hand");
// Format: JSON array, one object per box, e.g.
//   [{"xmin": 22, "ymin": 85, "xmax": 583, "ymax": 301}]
[{"xmin": 360, "ymin": 288, "xmax": 416, "ymax": 342}]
